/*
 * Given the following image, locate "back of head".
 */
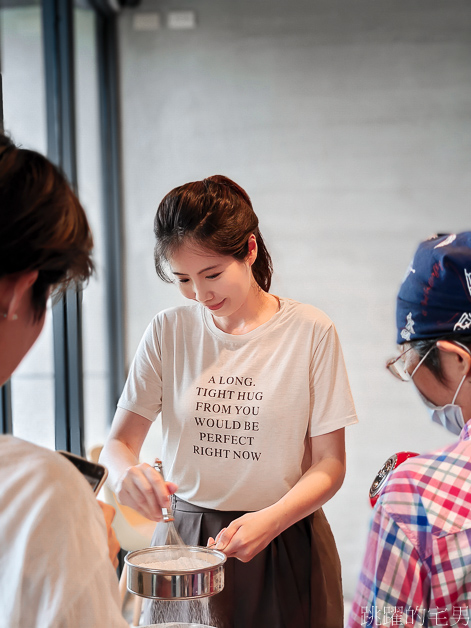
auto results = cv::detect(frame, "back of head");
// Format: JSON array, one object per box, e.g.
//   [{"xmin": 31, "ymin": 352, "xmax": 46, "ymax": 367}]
[
  {"xmin": 154, "ymin": 175, "xmax": 273, "ymax": 292},
  {"xmin": 396, "ymin": 232, "xmax": 471, "ymax": 377},
  {"xmin": 0, "ymin": 133, "xmax": 94, "ymax": 319}
]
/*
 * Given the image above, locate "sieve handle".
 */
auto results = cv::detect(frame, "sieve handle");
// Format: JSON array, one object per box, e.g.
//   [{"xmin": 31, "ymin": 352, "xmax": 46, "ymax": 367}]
[{"xmin": 153, "ymin": 458, "xmax": 175, "ymax": 522}]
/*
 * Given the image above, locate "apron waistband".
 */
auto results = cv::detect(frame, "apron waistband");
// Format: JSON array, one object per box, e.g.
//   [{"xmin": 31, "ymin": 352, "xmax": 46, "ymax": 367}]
[{"xmin": 171, "ymin": 494, "xmax": 246, "ymax": 517}]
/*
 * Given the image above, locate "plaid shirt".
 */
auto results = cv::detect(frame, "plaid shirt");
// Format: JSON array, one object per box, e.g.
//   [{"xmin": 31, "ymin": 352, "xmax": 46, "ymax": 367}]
[{"xmin": 347, "ymin": 422, "xmax": 471, "ymax": 628}]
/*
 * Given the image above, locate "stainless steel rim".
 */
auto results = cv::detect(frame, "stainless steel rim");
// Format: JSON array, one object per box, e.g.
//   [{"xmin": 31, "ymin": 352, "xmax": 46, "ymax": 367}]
[
  {"xmin": 141, "ymin": 624, "xmax": 215, "ymax": 627},
  {"xmin": 125, "ymin": 545, "xmax": 226, "ymax": 600}
]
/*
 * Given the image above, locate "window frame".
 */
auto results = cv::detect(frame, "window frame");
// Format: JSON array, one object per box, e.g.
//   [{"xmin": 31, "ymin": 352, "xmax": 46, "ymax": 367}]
[{"xmin": 0, "ymin": 0, "xmax": 126, "ymax": 456}]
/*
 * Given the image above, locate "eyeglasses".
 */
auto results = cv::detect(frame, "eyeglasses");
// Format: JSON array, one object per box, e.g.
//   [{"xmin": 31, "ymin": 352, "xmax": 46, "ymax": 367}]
[{"xmin": 386, "ymin": 345, "xmax": 434, "ymax": 381}]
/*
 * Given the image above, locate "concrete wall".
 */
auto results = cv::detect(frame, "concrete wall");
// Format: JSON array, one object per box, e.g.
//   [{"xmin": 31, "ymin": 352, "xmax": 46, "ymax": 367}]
[{"xmin": 117, "ymin": 0, "xmax": 471, "ymax": 599}]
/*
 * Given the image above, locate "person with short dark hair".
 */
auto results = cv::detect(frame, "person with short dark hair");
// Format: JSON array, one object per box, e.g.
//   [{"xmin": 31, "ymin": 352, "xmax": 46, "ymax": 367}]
[
  {"xmin": 347, "ymin": 232, "xmax": 471, "ymax": 628},
  {"xmin": 0, "ymin": 132, "xmax": 128, "ymax": 628},
  {"xmin": 0, "ymin": 133, "xmax": 93, "ymax": 318},
  {"xmin": 101, "ymin": 175, "xmax": 358, "ymax": 627}
]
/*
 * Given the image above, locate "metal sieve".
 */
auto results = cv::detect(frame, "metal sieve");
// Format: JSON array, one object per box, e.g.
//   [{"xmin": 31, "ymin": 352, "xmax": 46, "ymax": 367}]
[{"xmin": 125, "ymin": 545, "xmax": 226, "ymax": 600}]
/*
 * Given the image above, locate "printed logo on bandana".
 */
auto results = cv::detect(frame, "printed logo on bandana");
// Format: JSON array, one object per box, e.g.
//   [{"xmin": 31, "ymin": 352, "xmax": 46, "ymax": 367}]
[
  {"xmin": 434, "ymin": 234, "xmax": 456, "ymax": 249},
  {"xmin": 401, "ymin": 261, "xmax": 416, "ymax": 284},
  {"xmin": 401, "ymin": 312, "xmax": 416, "ymax": 341},
  {"xmin": 465, "ymin": 269, "xmax": 471, "ymax": 296},
  {"xmin": 454, "ymin": 313, "xmax": 471, "ymax": 332}
]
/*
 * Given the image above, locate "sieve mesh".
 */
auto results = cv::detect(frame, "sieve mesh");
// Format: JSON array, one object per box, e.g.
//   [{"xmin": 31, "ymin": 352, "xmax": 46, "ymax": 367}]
[{"xmin": 128, "ymin": 546, "xmax": 221, "ymax": 571}]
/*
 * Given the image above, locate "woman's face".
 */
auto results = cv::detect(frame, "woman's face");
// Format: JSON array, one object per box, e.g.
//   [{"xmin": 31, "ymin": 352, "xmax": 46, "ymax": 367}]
[{"xmin": 168, "ymin": 241, "xmax": 255, "ymax": 320}]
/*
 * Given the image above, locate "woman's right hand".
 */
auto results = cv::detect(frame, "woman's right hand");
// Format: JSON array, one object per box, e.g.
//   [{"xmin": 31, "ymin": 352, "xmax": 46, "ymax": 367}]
[{"xmin": 115, "ymin": 462, "xmax": 178, "ymax": 521}]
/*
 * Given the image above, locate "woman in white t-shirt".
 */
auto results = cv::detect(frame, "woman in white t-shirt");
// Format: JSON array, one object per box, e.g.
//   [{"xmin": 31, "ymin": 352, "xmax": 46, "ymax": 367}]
[{"xmin": 101, "ymin": 175, "xmax": 358, "ymax": 628}]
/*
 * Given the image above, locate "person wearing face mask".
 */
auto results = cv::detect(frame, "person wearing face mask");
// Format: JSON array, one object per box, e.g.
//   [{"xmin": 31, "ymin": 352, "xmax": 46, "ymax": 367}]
[{"xmin": 347, "ymin": 232, "xmax": 471, "ymax": 628}]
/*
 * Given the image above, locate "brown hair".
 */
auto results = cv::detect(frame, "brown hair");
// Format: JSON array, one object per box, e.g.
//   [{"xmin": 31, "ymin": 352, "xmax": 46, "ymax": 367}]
[
  {"xmin": 154, "ymin": 175, "xmax": 273, "ymax": 292},
  {"xmin": 0, "ymin": 133, "xmax": 94, "ymax": 319}
]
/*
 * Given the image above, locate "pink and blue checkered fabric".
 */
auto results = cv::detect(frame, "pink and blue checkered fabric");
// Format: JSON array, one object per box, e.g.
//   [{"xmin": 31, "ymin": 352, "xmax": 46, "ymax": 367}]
[{"xmin": 347, "ymin": 422, "xmax": 471, "ymax": 627}]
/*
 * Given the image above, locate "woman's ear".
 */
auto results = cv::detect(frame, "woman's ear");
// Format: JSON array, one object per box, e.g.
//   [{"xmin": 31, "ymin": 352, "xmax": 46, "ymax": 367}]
[
  {"xmin": 437, "ymin": 340, "xmax": 471, "ymax": 377},
  {"xmin": 2, "ymin": 271, "xmax": 39, "ymax": 321},
  {"xmin": 247, "ymin": 234, "xmax": 258, "ymax": 266}
]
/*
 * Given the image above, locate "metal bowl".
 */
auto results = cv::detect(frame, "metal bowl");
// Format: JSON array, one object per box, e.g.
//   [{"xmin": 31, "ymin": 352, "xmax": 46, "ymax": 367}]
[
  {"xmin": 125, "ymin": 545, "xmax": 226, "ymax": 600},
  {"xmin": 141, "ymin": 624, "xmax": 215, "ymax": 627},
  {"xmin": 141, "ymin": 624, "xmax": 214, "ymax": 627}
]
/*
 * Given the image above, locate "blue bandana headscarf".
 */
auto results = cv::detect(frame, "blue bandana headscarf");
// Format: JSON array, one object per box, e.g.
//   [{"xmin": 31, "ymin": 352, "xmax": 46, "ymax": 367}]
[{"xmin": 396, "ymin": 232, "xmax": 471, "ymax": 345}]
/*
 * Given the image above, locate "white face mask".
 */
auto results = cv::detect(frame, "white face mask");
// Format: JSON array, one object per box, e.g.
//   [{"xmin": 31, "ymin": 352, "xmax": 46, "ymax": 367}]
[{"xmin": 416, "ymin": 373, "xmax": 467, "ymax": 436}]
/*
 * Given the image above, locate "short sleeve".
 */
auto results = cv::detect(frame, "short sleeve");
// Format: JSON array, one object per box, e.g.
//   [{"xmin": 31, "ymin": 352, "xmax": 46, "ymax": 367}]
[
  {"xmin": 118, "ymin": 317, "xmax": 163, "ymax": 421},
  {"xmin": 347, "ymin": 503, "xmax": 431, "ymax": 628},
  {"xmin": 309, "ymin": 324, "xmax": 358, "ymax": 437}
]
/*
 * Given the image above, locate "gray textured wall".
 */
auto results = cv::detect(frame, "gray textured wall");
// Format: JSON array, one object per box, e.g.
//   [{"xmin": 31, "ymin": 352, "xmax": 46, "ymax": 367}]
[{"xmin": 118, "ymin": 0, "xmax": 471, "ymax": 599}]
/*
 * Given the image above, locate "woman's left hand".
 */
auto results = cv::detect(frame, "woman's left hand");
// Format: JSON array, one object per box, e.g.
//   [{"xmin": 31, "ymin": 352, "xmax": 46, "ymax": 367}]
[
  {"xmin": 209, "ymin": 508, "xmax": 279, "ymax": 563},
  {"xmin": 207, "ymin": 430, "xmax": 347, "ymax": 562}
]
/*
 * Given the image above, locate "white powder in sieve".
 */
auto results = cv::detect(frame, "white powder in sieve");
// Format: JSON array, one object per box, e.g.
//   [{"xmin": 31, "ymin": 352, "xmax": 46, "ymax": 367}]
[{"xmin": 140, "ymin": 556, "xmax": 211, "ymax": 571}]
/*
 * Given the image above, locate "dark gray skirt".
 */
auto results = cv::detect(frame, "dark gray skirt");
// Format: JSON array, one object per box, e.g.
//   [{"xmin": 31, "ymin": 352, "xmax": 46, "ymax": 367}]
[{"xmin": 143, "ymin": 496, "xmax": 343, "ymax": 628}]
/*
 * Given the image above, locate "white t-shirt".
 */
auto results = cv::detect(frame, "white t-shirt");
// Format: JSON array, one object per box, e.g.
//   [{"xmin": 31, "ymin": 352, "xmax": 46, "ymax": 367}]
[
  {"xmin": 119, "ymin": 298, "xmax": 358, "ymax": 511},
  {"xmin": 0, "ymin": 436, "xmax": 128, "ymax": 628}
]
